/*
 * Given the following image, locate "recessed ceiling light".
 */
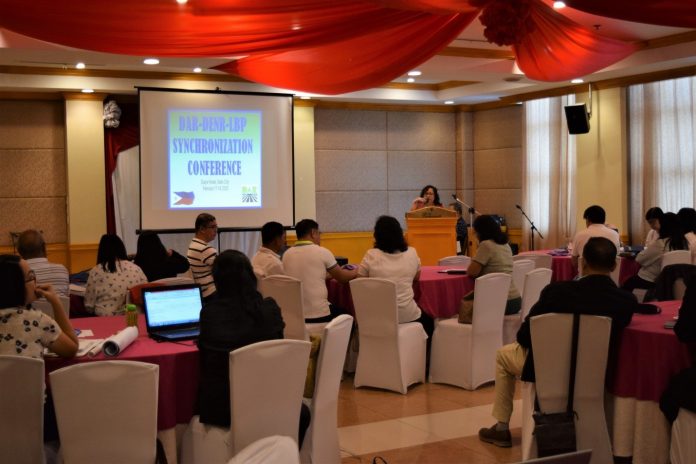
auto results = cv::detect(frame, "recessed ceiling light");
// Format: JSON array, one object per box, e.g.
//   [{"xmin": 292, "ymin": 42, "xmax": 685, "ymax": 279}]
[
  {"xmin": 81, "ymin": 88, "xmax": 94, "ymax": 93},
  {"xmin": 143, "ymin": 58, "xmax": 160, "ymax": 65},
  {"xmin": 407, "ymin": 70, "xmax": 422, "ymax": 77},
  {"xmin": 292, "ymin": 24, "xmax": 302, "ymax": 31},
  {"xmin": 193, "ymin": 67, "xmax": 202, "ymax": 73},
  {"xmin": 407, "ymin": 77, "xmax": 415, "ymax": 83},
  {"xmin": 553, "ymin": 1, "xmax": 566, "ymax": 9},
  {"xmin": 300, "ymin": 96, "xmax": 311, "ymax": 100},
  {"xmin": 176, "ymin": 0, "xmax": 188, "ymax": 4},
  {"xmin": 75, "ymin": 62, "xmax": 85, "ymax": 70},
  {"xmin": 444, "ymin": 100, "xmax": 454, "ymax": 105},
  {"xmin": 571, "ymin": 78, "xmax": 584, "ymax": 84}
]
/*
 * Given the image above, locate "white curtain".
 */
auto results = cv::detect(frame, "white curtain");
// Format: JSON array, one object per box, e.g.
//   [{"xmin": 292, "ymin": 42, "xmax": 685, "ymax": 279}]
[
  {"xmin": 522, "ymin": 96, "xmax": 576, "ymax": 251},
  {"xmin": 112, "ymin": 145, "xmax": 262, "ymax": 257},
  {"xmin": 629, "ymin": 76, "xmax": 696, "ymax": 241}
]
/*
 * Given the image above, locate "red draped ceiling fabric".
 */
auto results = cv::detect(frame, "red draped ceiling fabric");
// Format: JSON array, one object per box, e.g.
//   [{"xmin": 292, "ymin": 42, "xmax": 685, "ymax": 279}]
[{"xmin": 0, "ymin": 0, "xmax": 686, "ymax": 93}]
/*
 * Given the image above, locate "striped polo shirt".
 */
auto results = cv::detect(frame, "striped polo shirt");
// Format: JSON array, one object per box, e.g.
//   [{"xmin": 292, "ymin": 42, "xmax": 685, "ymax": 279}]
[
  {"xmin": 25, "ymin": 257, "xmax": 69, "ymax": 297},
  {"xmin": 187, "ymin": 238, "xmax": 218, "ymax": 298}
]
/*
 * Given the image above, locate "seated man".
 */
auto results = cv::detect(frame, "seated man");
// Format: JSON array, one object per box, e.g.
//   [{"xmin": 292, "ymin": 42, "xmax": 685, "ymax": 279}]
[
  {"xmin": 251, "ymin": 221, "xmax": 286, "ymax": 278},
  {"xmin": 282, "ymin": 219, "xmax": 357, "ymax": 322},
  {"xmin": 17, "ymin": 229, "xmax": 70, "ymax": 297},
  {"xmin": 571, "ymin": 205, "xmax": 621, "ymax": 271},
  {"xmin": 479, "ymin": 237, "xmax": 637, "ymax": 447}
]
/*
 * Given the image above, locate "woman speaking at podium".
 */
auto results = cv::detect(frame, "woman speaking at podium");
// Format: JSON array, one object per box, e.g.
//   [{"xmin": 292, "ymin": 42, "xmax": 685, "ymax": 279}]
[{"xmin": 410, "ymin": 185, "xmax": 442, "ymax": 211}]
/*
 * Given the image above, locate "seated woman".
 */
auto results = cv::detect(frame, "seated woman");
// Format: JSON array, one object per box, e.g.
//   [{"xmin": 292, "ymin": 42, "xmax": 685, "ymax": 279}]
[
  {"xmin": 410, "ymin": 184, "xmax": 443, "ymax": 211},
  {"xmin": 84, "ymin": 234, "xmax": 148, "ymax": 316},
  {"xmin": 623, "ymin": 212, "xmax": 688, "ymax": 292},
  {"xmin": 134, "ymin": 230, "xmax": 190, "ymax": 282},
  {"xmin": 0, "ymin": 254, "xmax": 78, "ymax": 358},
  {"xmin": 462, "ymin": 215, "xmax": 521, "ymax": 322},
  {"xmin": 644, "ymin": 207, "xmax": 664, "ymax": 247},
  {"xmin": 677, "ymin": 207, "xmax": 696, "ymax": 261},
  {"xmin": 357, "ymin": 215, "xmax": 432, "ymax": 337},
  {"xmin": 196, "ymin": 250, "xmax": 310, "ymax": 443}
]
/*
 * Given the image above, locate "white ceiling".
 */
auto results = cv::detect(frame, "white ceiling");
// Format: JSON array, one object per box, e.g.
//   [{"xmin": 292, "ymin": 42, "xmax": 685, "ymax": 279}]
[{"xmin": 0, "ymin": 3, "xmax": 694, "ymax": 105}]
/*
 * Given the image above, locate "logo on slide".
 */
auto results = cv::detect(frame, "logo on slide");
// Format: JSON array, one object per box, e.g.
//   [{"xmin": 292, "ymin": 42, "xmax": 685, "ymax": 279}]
[
  {"xmin": 241, "ymin": 186, "xmax": 258, "ymax": 203},
  {"xmin": 174, "ymin": 191, "xmax": 195, "ymax": 205}
]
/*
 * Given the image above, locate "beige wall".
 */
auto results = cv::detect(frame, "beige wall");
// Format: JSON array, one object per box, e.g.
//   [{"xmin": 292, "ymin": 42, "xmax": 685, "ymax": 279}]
[
  {"xmin": 574, "ymin": 88, "xmax": 629, "ymax": 239},
  {"xmin": 293, "ymin": 105, "xmax": 317, "ymax": 222},
  {"xmin": 0, "ymin": 100, "xmax": 67, "ymax": 247}
]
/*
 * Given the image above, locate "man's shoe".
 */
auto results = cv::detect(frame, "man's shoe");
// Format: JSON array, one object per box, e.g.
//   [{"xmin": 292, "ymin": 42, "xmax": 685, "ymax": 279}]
[{"xmin": 478, "ymin": 424, "xmax": 512, "ymax": 448}]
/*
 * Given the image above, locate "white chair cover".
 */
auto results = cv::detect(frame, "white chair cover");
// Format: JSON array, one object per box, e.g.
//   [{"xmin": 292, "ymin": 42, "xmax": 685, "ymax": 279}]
[
  {"xmin": 503, "ymin": 267, "xmax": 552, "ymax": 345},
  {"xmin": 350, "ymin": 278, "xmax": 427, "ymax": 394},
  {"xmin": 429, "ymin": 273, "xmax": 511, "ymax": 390},
  {"xmin": 0, "ymin": 356, "xmax": 45, "ymax": 464},
  {"xmin": 514, "ymin": 254, "xmax": 553, "ymax": 270},
  {"xmin": 661, "ymin": 250, "xmax": 692, "ymax": 269},
  {"xmin": 31, "ymin": 295, "xmax": 70, "ymax": 319},
  {"xmin": 258, "ymin": 275, "xmax": 326, "ymax": 340},
  {"xmin": 671, "ymin": 408, "xmax": 696, "ymax": 464},
  {"xmin": 438, "ymin": 255, "xmax": 471, "ymax": 267},
  {"xmin": 230, "ymin": 436, "xmax": 300, "ymax": 464},
  {"xmin": 512, "ymin": 259, "xmax": 535, "ymax": 298},
  {"xmin": 230, "ymin": 339, "xmax": 311, "ymax": 453},
  {"xmin": 49, "ymin": 360, "xmax": 159, "ymax": 464},
  {"xmin": 521, "ymin": 314, "xmax": 612, "ymax": 464},
  {"xmin": 300, "ymin": 315, "xmax": 353, "ymax": 464}
]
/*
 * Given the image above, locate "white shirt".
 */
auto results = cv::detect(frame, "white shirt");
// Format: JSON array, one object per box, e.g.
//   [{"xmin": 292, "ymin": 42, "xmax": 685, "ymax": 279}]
[
  {"xmin": 84, "ymin": 260, "xmax": 148, "ymax": 316},
  {"xmin": 187, "ymin": 238, "xmax": 217, "ymax": 298},
  {"xmin": 282, "ymin": 242, "xmax": 337, "ymax": 319},
  {"xmin": 645, "ymin": 229, "xmax": 659, "ymax": 247},
  {"xmin": 685, "ymin": 232, "xmax": 696, "ymax": 262},
  {"xmin": 571, "ymin": 224, "xmax": 621, "ymax": 259},
  {"xmin": 357, "ymin": 247, "xmax": 421, "ymax": 323},
  {"xmin": 251, "ymin": 247, "xmax": 284, "ymax": 278},
  {"xmin": 25, "ymin": 257, "xmax": 69, "ymax": 297}
]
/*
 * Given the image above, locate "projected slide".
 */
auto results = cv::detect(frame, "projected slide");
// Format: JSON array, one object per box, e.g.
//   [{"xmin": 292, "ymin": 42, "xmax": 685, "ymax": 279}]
[{"xmin": 169, "ymin": 110, "xmax": 262, "ymax": 209}]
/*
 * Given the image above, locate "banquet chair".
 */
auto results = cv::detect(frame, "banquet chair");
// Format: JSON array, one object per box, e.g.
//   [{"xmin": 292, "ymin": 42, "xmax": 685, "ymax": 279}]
[
  {"xmin": 0, "ymin": 356, "xmax": 45, "ymax": 464},
  {"xmin": 181, "ymin": 339, "xmax": 311, "ymax": 464},
  {"xmin": 429, "ymin": 273, "xmax": 510, "ymax": 389},
  {"xmin": 514, "ymin": 254, "xmax": 553, "ymax": 270},
  {"xmin": 350, "ymin": 278, "xmax": 427, "ymax": 394},
  {"xmin": 520, "ymin": 314, "xmax": 612, "ymax": 464},
  {"xmin": 512, "ymin": 259, "xmax": 535, "ymax": 298},
  {"xmin": 503, "ymin": 268, "xmax": 552, "ymax": 344},
  {"xmin": 229, "ymin": 436, "xmax": 300, "ymax": 464},
  {"xmin": 300, "ymin": 315, "xmax": 353, "ymax": 464},
  {"xmin": 438, "ymin": 255, "xmax": 471, "ymax": 267},
  {"xmin": 31, "ymin": 294, "xmax": 70, "ymax": 319},
  {"xmin": 670, "ymin": 408, "xmax": 696, "ymax": 464},
  {"xmin": 661, "ymin": 250, "xmax": 691, "ymax": 269},
  {"xmin": 259, "ymin": 275, "xmax": 326, "ymax": 341},
  {"xmin": 50, "ymin": 360, "xmax": 159, "ymax": 464}
]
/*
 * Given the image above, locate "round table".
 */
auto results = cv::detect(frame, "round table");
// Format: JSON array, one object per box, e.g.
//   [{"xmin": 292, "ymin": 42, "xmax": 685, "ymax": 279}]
[{"xmin": 518, "ymin": 250, "xmax": 640, "ymax": 285}]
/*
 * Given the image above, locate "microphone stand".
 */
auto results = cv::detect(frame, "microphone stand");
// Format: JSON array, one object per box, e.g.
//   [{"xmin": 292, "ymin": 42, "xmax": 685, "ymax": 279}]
[
  {"xmin": 516, "ymin": 204, "xmax": 543, "ymax": 251},
  {"xmin": 451, "ymin": 195, "xmax": 479, "ymax": 228}
]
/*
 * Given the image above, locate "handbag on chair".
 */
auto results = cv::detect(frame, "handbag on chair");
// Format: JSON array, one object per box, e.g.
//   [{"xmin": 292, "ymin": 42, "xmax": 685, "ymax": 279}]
[{"xmin": 532, "ymin": 313, "xmax": 580, "ymax": 457}]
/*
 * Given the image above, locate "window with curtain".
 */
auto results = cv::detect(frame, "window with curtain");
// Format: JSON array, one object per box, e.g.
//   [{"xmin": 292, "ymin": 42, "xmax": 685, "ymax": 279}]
[
  {"xmin": 522, "ymin": 96, "xmax": 576, "ymax": 251},
  {"xmin": 628, "ymin": 76, "xmax": 696, "ymax": 241}
]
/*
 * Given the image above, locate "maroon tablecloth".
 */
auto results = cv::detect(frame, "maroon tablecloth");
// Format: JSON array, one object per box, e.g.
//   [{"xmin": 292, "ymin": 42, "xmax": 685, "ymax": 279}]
[
  {"xmin": 608, "ymin": 300, "xmax": 692, "ymax": 402},
  {"xmin": 517, "ymin": 250, "xmax": 640, "ymax": 285},
  {"xmin": 328, "ymin": 266, "xmax": 475, "ymax": 319},
  {"xmin": 45, "ymin": 316, "xmax": 199, "ymax": 431}
]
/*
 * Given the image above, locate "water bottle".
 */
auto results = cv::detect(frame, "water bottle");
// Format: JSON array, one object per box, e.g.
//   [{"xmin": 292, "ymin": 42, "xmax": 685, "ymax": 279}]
[{"xmin": 125, "ymin": 303, "xmax": 138, "ymax": 327}]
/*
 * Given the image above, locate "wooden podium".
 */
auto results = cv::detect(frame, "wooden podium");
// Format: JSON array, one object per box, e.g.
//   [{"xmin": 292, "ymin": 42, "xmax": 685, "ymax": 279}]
[{"xmin": 405, "ymin": 207, "xmax": 457, "ymax": 266}]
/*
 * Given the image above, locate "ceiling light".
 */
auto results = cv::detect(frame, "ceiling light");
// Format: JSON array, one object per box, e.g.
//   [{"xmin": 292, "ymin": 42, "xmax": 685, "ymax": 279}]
[
  {"xmin": 81, "ymin": 88, "xmax": 94, "ymax": 93},
  {"xmin": 193, "ymin": 67, "xmax": 202, "ymax": 73},
  {"xmin": 143, "ymin": 58, "xmax": 160, "ymax": 65},
  {"xmin": 75, "ymin": 62, "xmax": 85, "ymax": 70},
  {"xmin": 407, "ymin": 77, "xmax": 415, "ymax": 83},
  {"xmin": 571, "ymin": 78, "xmax": 584, "ymax": 84},
  {"xmin": 291, "ymin": 24, "xmax": 302, "ymax": 31},
  {"xmin": 176, "ymin": 0, "xmax": 188, "ymax": 4},
  {"xmin": 300, "ymin": 96, "xmax": 311, "ymax": 100},
  {"xmin": 407, "ymin": 70, "xmax": 422, "ymax": 77},
  {"xmin": 553, "ymin": 1, "xmax": 566, "ymax": 9},
  {"xmin": 444, "ymin": 100, "xmax": 454, "ymax": 105}
]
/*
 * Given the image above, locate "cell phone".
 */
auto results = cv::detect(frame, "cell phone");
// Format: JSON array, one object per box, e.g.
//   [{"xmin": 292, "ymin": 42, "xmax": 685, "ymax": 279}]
[{"xmin": 664, "ymin": 320, "xmax": 676, "ymax": 329}]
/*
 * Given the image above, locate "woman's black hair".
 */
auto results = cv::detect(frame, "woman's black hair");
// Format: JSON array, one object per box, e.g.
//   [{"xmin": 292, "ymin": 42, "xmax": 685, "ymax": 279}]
[
  {"xmin": 473, "ymin": 215, "xmax": 508, "ymax": 245},
  {"xmin": 659, "ymin": 212, "xmax": 688, "ymax": 250},
  {"xmin": 0, "ymin": 254, "xmax": 26, "ymax": 308},
  {"xmin": 645, "ymin": 207, "xmax": 664, "ymax": 221},
  {"xmin": 212, "ymin": 250, "xmax": 263, "ymax": 319},
  {"xmin": 677, "ymin": 208, "xmax": 696, "ymax": 235},
  {"xmin": 134, "ymin": 231, "xmax": 168, "ymax": 271},
  {"xmin": 419, "ymin": 185, "xmax": 442, "ymax": 207},
  {"xmin": 96, "ymin": 234, "xmax": 128, "ymax": 273},
  {"xmin": 373, "ymin": 215, "xmax": 408, "ymax": 253}
]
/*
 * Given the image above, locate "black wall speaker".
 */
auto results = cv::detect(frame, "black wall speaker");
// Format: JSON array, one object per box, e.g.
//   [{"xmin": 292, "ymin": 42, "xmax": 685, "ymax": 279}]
[{"xmin": 564, "ymin": 103, "xmax": 590, "ymax": 134}]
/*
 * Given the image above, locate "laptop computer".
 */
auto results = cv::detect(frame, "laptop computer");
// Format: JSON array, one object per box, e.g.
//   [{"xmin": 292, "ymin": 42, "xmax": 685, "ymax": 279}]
[{"xmin": 142, "ymin": 284, "xmax": 203, "ymax": 341}]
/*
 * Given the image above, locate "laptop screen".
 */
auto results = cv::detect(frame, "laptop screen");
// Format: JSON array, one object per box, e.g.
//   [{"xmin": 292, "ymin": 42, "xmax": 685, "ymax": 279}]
[{"xmin": 142, "ymin": 284, "xmax": 202, "ymax": 329}]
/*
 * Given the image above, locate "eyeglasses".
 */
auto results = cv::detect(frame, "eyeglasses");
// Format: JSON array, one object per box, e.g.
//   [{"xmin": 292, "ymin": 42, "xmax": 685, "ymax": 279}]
[
  {"xmin": 205, "ymin": 224, "xmax": 218, "ymax": 229},
  {"xmin": 25, "ymin": 270, "xmax": 36, "ymax": 283}
]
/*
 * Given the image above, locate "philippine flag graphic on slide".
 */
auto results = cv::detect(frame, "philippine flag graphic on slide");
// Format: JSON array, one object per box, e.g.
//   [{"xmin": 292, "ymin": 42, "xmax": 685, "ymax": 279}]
[{"xmin": 174, "ymin": 191, "xmax": 195, "ymax": 205}]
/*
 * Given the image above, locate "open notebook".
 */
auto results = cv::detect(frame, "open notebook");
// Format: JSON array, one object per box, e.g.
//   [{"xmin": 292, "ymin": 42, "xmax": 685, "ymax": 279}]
[{"xmin": 142, "ymin": 284, "xmax": 203, "ymax": 341}]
